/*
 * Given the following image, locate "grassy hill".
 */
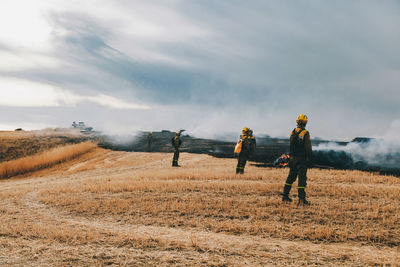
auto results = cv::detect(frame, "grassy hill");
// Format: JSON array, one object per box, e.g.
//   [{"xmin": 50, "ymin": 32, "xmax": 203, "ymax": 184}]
[{"xmin": 0, "ymin": 129, "xmax": 95, "ymax": 163}]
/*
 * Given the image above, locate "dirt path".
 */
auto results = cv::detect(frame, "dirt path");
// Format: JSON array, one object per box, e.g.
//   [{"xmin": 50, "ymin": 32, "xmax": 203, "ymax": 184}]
[{"xmin": 0, "ymin": 149, "xmax": 399, "ymax": 266}]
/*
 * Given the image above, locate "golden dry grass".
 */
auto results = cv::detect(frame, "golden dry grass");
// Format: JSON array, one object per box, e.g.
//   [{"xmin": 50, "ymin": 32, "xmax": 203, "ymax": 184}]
[
  {"xmin": 0, "ymin": 141, "xmax": 97, "ymax": 179},
  {"xmin": 0, "ymin": 150, "xmax": 399, "ymax": 266},
  {"xmin": 0, "ymin": 129, "xmax": 92, "ymax": 163},
  {"xmin": 39, "ymin": 168, "xmax": 400, "ymax": 246}
]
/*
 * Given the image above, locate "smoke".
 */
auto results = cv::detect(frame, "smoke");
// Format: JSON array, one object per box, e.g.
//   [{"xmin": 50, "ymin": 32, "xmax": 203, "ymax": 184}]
[
  {"xmin": 314, "ymin": 120, "xmax": 400, "ymax": 168},
  {"xmin": 99, "ymin": 131, "xmax": 142, "ymax": 147}
]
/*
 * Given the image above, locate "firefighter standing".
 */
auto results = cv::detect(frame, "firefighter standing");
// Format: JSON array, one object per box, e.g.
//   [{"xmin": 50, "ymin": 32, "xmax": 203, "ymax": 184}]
[
  {"xmin": 171, "ymin": 130, "xmax": 183, "ymax": 167},
  {"xmin": 282, "ymin": 114, "xmax": 313, "ymax": 205},
  {"xmin": 147, "ymin": 131, "xmax": 153, "ymax": 152},
  {"xmin": 236, "ymin": 127, "xmax": 252, "ymax": 174}
]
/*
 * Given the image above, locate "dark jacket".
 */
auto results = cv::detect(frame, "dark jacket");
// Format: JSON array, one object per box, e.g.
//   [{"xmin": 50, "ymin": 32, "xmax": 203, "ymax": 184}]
[
  {"xmin": 289, "ymin": 127, "xmax": 312, "ymax": 160},
  {"xmin": 240, "ymin": 135, "xmax": 252, "ymax": 156},
  {"xmin": 171, "ymin": 135, "xmax": 182, "ymax": 149}
]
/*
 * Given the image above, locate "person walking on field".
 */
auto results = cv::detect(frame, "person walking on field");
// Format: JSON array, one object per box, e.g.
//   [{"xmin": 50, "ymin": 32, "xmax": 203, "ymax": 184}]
[
  {"xmin": 171, "ymin": 130, "xmax": 183, "ymax": 167},
  {"xmin": 235, "ymin": 127, "xmax": 252, "ymax": 174},
  {"xmin": 282, "ymin": 114, "xmax": 313, "ymax": 205}
]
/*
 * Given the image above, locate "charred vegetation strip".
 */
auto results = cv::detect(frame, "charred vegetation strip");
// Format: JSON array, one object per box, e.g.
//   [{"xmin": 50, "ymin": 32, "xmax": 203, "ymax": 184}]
[
  {"xmin": 98, "ymin": 131, "xmax": 400, "ymax": 177},
  {"xmin": 312, "ymin": 150, "xmax": 400, "ymax": 177},
  {"xmin": 0, "ymin": 141, "xmax": 98, "ymax": 179},
  {"xmin": 97, "ymin": 131, "xmax": 290, "ymax": 163}
]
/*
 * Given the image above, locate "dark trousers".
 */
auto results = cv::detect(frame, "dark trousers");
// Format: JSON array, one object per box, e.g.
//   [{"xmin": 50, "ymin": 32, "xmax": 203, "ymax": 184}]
[
  {"xmin": 172, "ymin": 148, "xmax": 180, "ymax": 166},
  {"xmin": 284, "ymin": 158, "xmax": 308, "ymax": 199},
  {"xmin": 236, "ymin": 153, "xmax": 248, "ymax": 174}
]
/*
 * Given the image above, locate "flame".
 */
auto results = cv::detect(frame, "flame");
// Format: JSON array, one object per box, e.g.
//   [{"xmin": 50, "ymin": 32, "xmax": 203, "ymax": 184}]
[{"xmin": 274, "ymin": 153, "xmax": 290, "ymax": 167}]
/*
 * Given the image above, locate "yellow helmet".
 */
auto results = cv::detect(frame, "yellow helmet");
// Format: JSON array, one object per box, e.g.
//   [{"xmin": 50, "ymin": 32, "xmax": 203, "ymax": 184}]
[
  {"xmin": 296, "ymin": 114, "xmax": 308, "ymax": 124},
  {"xmin": 242, "ymin": 127, "xmax": 250, "ymax": 133}
]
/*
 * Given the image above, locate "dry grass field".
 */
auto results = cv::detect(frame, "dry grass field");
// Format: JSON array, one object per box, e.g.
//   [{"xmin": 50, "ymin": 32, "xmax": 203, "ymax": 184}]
[
  {"xmin": 0, "ymin": 141, "xmax": 97, "ymax": 178},
  {"xmin": 0, "ymin": 147, "xmax": 399, "ymax": 265},
  {"xmin": 0, "ymin": 129, "xmax": 92, "ymax": 163}
]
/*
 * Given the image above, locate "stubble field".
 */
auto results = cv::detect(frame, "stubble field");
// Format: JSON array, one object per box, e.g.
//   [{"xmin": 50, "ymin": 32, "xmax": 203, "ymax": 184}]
[{"xmin": 0, "ymin": 146, "xmax": 399, "ymax": 266}]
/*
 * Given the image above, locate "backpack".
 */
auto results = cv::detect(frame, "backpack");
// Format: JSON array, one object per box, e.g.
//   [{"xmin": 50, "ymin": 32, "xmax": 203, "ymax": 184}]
[
  {"xmin": 290, "ymin": 128, "xmax": 307, "ymax": 157},
  {"xmin": 234, "ymin": 139, "xmax": 243, "ymax": 154},
  {"xmin": 171, "ymin": 136, "xmax": 181, "ymax": 148}
]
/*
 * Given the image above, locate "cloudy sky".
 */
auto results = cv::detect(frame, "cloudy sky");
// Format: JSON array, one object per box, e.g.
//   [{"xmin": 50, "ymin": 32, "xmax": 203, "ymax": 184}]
[{"xmin": 0, "ymin": 0, "xmax": 399, "ymax": 140}]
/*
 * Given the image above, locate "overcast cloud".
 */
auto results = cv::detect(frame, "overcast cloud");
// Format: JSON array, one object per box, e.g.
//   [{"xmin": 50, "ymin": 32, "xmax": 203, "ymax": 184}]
[{"xmin": 0, "ymin": 0, "xmax": 399, "ymax": 140}]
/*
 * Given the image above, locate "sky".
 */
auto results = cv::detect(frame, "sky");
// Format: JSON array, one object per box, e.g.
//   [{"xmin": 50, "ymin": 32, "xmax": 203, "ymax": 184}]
[{"xmin": 0, "ymin": 0, "xmax": 399, "ymax": 140}]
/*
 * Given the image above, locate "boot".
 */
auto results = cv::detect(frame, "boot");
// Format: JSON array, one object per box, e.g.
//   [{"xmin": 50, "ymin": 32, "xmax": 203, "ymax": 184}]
[
  {"xmin": 298, "ymin": 188, "xmax": 310, "ymax": 205},
  {"xmin": 282, "ymin": 184, "xmax": 292, "ymax": 202},
  {"xmin": 298, "ymin": 199, "xmax": 310, "ymax": 205},
  {"xmin": 236, "ymin": 167, "xmax": 244, "ymax": 174}
]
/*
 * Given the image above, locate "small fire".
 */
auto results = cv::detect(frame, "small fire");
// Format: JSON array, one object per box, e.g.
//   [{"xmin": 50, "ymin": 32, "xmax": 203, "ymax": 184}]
[{"xmin": 273, "ymin": 153, "xmax": 290, "ymax": 167}]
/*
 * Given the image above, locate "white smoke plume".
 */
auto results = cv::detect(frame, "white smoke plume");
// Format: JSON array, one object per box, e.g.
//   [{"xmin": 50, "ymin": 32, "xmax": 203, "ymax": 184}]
[{"xmin": 314, "ymin": 120, "xmax": 400, "ymax": 167}]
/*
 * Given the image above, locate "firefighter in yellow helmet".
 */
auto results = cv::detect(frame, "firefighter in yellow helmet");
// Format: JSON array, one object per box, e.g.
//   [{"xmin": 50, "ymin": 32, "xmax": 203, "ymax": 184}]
[
  {"xmin": 171, "ymin": 130, "xmax": 183, "ymax": 167},
  {"xmin": 282, "ymin": 114, "xmax": 313, "ymax": 205},
  {"xmin": 236, "ymin": 127, "xmax": 252, "ymax": 174}
]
